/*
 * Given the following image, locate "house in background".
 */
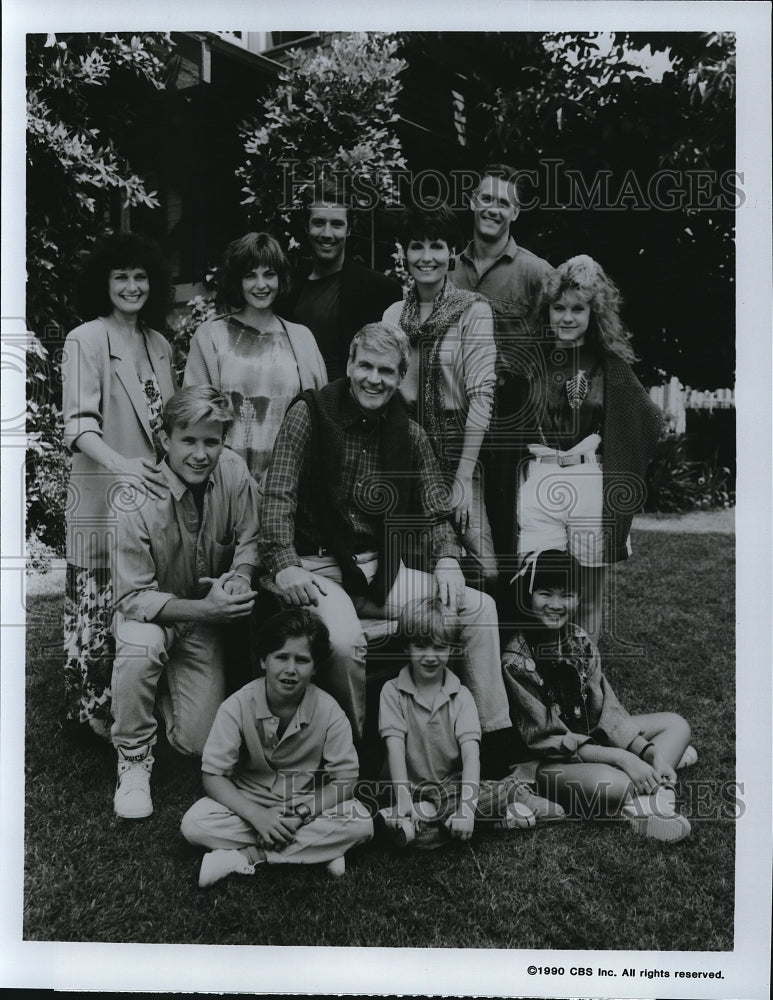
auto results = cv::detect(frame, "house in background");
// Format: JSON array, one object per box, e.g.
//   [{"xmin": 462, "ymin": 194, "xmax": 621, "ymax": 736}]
[{"xmin": 122, "ymin": 30, "xmax": 488, "ymax": 300}]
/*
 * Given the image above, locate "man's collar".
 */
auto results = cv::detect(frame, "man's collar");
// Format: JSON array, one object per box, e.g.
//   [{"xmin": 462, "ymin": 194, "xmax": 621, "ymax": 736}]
[
  {"xmin": 160, "ymin": 457, "xmax": 216, "ymax": 500},
  {"xmin": 459, "ymin": 235, "xmax": 518, "ymax": 264},
  {"xmin": 344, "ymin": 384, "xmax": 390, "ymax": 427}
]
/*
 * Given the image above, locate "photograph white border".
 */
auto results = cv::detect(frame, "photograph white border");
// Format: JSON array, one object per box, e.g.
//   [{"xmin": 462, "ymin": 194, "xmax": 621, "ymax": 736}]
[{"xmin": 2, "ymin": 1, "xmax": 771, "ymax": 996}]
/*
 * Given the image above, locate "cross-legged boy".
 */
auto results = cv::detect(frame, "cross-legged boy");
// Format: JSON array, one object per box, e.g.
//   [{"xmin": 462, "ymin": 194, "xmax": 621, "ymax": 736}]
[
  {"xmin": 377, "ymin": 597, "xmax": 564, "ymax": 849},
  {"xmin": 181, "ymin": 609, "xmax": 373, "ymax": 886}
]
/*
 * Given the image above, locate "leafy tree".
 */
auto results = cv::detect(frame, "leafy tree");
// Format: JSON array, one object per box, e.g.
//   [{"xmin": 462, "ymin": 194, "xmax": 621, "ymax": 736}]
[
  {"xmin": 25, "ymin": 32, "xmax": 172, "ymax": 560},
  {"xmin": 238, "ymin": 32, "xmax": 407, "ymax": 242},
  {"xmin": 398, "ymin": 31, "xmax": 736, "ymax": 388},
  {"xmin": 483, "ymin": 31, "xmax": 736, "ymax": 388},
  {"xmin": 26, "ymin": 32, "xmax": 173, "ymax": 341}
]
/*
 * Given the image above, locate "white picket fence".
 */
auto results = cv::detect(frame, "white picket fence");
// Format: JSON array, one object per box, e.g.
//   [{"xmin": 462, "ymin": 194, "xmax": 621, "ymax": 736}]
[{"xmin": 649, "ymin": 376, "xmax": 735, "ymax": 434}]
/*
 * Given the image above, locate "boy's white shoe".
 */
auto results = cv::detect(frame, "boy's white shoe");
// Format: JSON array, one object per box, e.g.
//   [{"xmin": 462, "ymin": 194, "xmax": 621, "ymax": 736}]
[
  {"xmin": 494, "ymin": 800, "xmax": 536, "ymax": 830},
  {"xmin": 199, "ymin": 849, "xmax": 257, "ymax": 888},
  {"xmin": 326, "ymin": 856, "xmax": 346, "ymax": 878},
  {"xmin": 510, "ymin": 782, "xmax": 566, "ymax": 823},
  {"xmin": 113, "ymin": 748, "xmax": 154, "ymax": 820}
]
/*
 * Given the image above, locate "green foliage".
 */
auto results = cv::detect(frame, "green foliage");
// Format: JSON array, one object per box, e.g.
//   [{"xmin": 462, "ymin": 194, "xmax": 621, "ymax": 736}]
[
  {"xmin": 645, "ymin": 433, "xmax": 734, "ymax": 513},
  {"xmin": 168, "ymin": 293, "xmax": 218, "ymax": 384},
  {"xmin": 406, "ymin": 31, "xmax": 736, "ymax": 388},
  {"xmin": 26, "ymin": 32, "xmax": 173, "ymax": 340},
  {"xmin": 26, "ymin": 33, "xmax": 172, "ymax": 553},
  {"xmin": 238, "ymin": 33, "xmax": 407, "ymax": 237},
  {"xmin": 26, "ymin": 397, "xmax": 69, "ymax": 559}
]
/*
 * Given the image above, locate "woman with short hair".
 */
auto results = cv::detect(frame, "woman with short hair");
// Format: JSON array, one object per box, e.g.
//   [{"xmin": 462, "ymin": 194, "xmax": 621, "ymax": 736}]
[
  {"xmin": 382, "ymin": 203, "xmax": 498, "ymax": 594},
  {"xmin": 184, "ymin": 232, "xmax": 327, "ymax": 485}
]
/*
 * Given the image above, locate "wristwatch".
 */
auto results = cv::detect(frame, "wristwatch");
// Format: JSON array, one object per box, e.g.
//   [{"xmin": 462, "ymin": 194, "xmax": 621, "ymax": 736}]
[{"xmin": 293, "ymin": 802, "xmax": 312, "ymax": 825}]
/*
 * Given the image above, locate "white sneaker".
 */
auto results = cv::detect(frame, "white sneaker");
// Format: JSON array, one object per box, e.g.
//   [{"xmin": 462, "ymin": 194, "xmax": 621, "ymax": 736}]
[
  {"xmin": 326, "ymin": 856, "xmax": 346, "ymax": 878},
  {"xmin": 622, "ymin": 785, "xmax": 677, "ymax": 821},
  {"xmin": 199, "ymin": 849, "xmax": 256, "ymax": 888},
  {"xmin": 494, "ymin": 800, "xmax": 536, "ymax": 830},
  {"xmin": 114, "ymin": 749, "xmax": 154, "ymax": 820},
  {"xmin": 628, "ymin": 812, "xmax": 691, "ymax": 843}
]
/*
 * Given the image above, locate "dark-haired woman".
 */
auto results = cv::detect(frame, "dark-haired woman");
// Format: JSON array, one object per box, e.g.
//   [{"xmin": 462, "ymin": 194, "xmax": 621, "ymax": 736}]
[
  {"xmin": 62, "ymin": 232, "xmax": 177, "ymax": 738},
  {"xmin": 184, "ymin": 232, "xmax": 327, "ymax": 485},
  {"xmin": 382, "ymin": 203, "xmax": 498, "ymax": 594}
]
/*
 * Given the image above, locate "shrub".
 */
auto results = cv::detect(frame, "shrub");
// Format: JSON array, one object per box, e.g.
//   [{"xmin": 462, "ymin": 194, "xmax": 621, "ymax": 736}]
[
  {"xmin": 167, "ymin": 293, "xmax": 218, "ymax": 384},
  {"xmin": 26, "ymin": 399, "xmax": 70, "ymax": 558},
  {"xmin": 645, "ymin": 433, "xmax": 734, "ymax": 513}
]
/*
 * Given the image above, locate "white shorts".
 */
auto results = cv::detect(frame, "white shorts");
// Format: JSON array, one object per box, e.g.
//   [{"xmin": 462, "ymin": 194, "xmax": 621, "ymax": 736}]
[{"xmin": 517, "ymin": 458, "xmax": 609, "ymax": 567}]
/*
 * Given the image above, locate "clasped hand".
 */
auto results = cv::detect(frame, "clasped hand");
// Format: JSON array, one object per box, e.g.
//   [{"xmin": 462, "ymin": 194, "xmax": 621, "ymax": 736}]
[
  {"xmin": 251, "ymin": 806, "xmax": 303, "ymax": 849},
  {"xmin": 198, "ymin": 571, "xmax": 257, "ymax": 621}
]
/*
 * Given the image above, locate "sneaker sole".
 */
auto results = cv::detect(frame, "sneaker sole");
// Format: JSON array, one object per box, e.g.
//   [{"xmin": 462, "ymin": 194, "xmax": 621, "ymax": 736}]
[
  {"xmin": 628, "ymin": 813, "xmax": 691, "ymax": 843},
  {"xmin": 114, "ymin": 806, "xmax": 153, "ymax": 820}
]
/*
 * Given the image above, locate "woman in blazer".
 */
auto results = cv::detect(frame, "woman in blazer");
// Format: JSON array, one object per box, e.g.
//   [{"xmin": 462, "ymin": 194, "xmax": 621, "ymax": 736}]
[{"xmin": 62, "ymin": 233, "xmax": 177, "ymax": 739}]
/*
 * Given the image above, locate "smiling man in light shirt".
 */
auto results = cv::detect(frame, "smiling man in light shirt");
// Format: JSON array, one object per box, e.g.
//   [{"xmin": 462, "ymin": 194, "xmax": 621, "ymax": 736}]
[
  {"xmin": 451, "ymin": 164, "xmax": 552, "ymax": 561},
  {"xmin": 258, "ymin": 322, "xmax": 513, "ymax": 769},
  {"xmin": 451, "ymin": 163, "xmax": 550, "ymax": 357},
  {"xmin": 110, "ymin": 386, "xmax": 260, "ymax": 821}
]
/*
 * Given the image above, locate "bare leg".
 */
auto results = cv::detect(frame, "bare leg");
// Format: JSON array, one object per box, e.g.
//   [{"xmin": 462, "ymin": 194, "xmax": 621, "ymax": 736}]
[
  {"xmin": 535, "ymin": 762, "xmax": 632, "ymax": 819},
  {"xmin": 629, "ymin": 712, "xmax": 691, "ymax": 771}
]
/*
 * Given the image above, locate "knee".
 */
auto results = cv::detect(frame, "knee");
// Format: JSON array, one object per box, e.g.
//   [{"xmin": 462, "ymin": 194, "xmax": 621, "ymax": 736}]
[
  {"xmin": 115, "ymin": 620, "xmax": 167, "ymax": 663},
  {"xmin": 464, "ymin": 588, "xmax": 497, "ymax": 624},
  {"xmin": 327, "ymin": 619, "xmax": 367, "ymax": 663},
  {"xmin": 180, "ymin": 802, "xmax": 207, "ymax": 846},
  {"xmin": 665, "ymin": 713, "xmax": 691, "ymax": 745}
]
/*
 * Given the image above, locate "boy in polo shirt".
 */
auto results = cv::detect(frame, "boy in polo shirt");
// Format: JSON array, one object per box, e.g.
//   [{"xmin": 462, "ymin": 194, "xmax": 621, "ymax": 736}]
[
  {"xmin": 377, "ymin": 597, "xmax": 562, "ymax": 848},
  {"xmin": 181, "ymin": 609, "xmax": 373, "ymax": 887}
]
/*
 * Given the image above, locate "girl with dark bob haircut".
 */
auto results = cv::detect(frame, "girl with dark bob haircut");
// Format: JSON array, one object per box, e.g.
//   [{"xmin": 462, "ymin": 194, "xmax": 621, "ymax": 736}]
[
  {"xmin": 76, "ymin": 232, "xmax": 173, "ymax": 331},
  {"xmin": 184, "ymin": 231, "xmax": 326, "ymax": 483},
  {"xmin": 215, "ymin": 232, "xmax": 293, "ymax": 311},
  {"xmin": 255, "ymin": 608, "xmax": 332, "ymax": 670}
]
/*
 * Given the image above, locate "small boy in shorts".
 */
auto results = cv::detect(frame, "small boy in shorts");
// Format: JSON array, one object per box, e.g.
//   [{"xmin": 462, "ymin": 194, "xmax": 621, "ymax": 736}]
[
  {"xmin": 377, "ymin": 597, "xmax": 563, "ymax": 848},
  {"xmin": 181, "ymin": 609, "xmax": 373, "ymax": 886}
]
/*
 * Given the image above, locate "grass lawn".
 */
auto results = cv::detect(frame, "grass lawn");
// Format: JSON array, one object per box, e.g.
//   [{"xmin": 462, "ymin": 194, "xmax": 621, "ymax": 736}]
[{"xmin": 23, "ymin": 529, "xmax": 735, "ymax": 950}]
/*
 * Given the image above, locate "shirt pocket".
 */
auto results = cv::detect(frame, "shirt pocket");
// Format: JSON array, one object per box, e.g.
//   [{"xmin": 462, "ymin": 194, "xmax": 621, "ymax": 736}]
[{"xmin": 209, "ymin": 527, "xmax": 237, "ymax": 576}]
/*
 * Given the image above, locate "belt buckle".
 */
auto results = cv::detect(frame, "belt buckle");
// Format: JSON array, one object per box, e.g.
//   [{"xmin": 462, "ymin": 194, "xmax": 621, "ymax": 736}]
[{"xmin": 557, "ymin": 454, "xmax": 571, "ymax": 467}]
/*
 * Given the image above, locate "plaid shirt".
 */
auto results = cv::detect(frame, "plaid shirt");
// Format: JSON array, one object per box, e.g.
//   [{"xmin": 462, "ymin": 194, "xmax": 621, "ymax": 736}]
[{"xmin": 259, "ymin": 388, "xmax": 461, "ymax": 577}]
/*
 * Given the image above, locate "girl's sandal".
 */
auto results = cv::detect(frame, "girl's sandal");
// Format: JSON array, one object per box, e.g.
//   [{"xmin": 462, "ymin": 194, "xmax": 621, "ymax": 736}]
[{"xmin": 677, "ymin": 745, "xmax": 698, "ymax": 770}]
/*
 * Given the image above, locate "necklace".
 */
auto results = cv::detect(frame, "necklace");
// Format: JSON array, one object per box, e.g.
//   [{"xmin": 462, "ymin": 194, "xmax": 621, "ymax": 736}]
[{"xmin": 565, "ymin": 369, "xmax": 589, "ymax": 409}]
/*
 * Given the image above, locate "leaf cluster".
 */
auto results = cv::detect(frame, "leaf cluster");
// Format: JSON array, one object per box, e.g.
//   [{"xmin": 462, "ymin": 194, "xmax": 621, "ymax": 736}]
[
  {"xmin": 238, "ymin": 33, "xmax": 408, "ymax": 235},
  {"xmin": 26, "ymin": 32, "xmax": 174, "ymax": 340}
]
